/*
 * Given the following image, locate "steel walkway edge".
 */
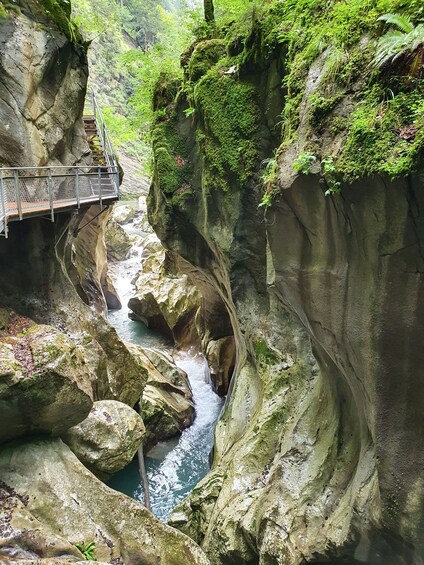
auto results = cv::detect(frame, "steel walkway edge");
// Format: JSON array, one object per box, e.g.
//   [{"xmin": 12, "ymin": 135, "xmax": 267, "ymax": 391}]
[{"xmin": 0, "ymin": 90, "xmax": 120, "ymax": 238}]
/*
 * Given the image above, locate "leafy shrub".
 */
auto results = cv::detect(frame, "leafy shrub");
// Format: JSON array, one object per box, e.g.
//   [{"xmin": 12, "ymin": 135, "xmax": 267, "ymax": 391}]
[{"xmin": 293, "ymin": 152, "xmax": 316, "ymax": 174}]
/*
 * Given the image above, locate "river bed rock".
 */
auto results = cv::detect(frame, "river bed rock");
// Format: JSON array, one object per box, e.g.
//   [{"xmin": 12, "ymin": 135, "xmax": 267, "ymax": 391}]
[
  {"xmin": 0, "ymin": 438, "xmax": 210, "ymax": 565},
  {"xmin": 62, "ymin": 400, "xmax": 145, "ymax": 480},
  {"xmin": 129, "ymin": 345, "xmax": 195, "ymax": 449},
  {"xmin": 105, "ymin": 219, "xmax": 132, "ymax": 262},
  {"xmin": 128, "ymin": 241, "xmax": 201, "ymax": 345}
]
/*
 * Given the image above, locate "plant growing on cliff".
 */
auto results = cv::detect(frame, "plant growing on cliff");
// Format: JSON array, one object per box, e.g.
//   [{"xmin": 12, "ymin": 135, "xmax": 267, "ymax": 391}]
[
  {"xmin": 75, "ymin": 541, "xmax": 96, "ymax": 561},
  {"xmin": 259, "ymin": 156, "xmax": 279, "ymax": 207},
  {"xmin": 293, "ymin": 152, "xmax": 316, "ymax": 175},
  {"xmin": 373, "ymin": 13, "xmax": 424, "ymax": 76},
  {"xmin": 321, "ymin": 157, "xmax": 341, "ymax": 195}
]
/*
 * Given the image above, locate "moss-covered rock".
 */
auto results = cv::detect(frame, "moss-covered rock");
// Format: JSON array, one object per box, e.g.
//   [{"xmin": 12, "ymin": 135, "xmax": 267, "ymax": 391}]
[
  {"xmin": 147, "ymin": 1, "xmax": 424, "ymax": 562},
  {"xmin": 0, "ymin": 319, "xmax": 94, "ymax": 444},
  {"xmin": 187, "ymin": 39, "xmax": 226, "ymax": 82}
]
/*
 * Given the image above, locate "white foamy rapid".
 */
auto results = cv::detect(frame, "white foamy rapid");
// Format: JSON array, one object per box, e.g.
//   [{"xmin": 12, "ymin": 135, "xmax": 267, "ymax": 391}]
[{"xmin": 137, "ymin": 350, "xmax": 224, "ymax": 520}]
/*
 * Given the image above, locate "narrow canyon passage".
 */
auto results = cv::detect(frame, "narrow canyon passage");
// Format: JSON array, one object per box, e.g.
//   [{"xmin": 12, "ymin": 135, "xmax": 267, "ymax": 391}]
[{"xmin": 107, "ymin": 211, "xmax": 224, "ymax": 520}]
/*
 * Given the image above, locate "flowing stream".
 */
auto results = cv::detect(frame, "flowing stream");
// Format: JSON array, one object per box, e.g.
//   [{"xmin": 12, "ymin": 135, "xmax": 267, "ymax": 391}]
[{"xmin": 107, "ymin": 217, "xmax": 224, "ymax": 521}]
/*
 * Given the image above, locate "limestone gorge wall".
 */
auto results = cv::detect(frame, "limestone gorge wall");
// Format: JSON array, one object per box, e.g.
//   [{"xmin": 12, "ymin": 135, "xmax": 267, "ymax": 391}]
[
  {"xmin": 0, "ymin": 3, "xmax": 210, "ymax": 564},
  {"xmin": 149, "ymin": 2, "xmax": 424, "ymax": 563}
]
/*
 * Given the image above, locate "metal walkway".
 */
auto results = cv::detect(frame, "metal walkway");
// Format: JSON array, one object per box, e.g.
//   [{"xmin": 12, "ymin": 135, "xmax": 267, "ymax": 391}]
[{"xmin": 0, "ymin": 91, "xmax": 120, "ymax": 238}]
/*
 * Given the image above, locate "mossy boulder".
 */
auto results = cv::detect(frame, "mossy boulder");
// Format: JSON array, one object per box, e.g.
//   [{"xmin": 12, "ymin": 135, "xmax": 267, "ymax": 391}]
[
  {"xmin": 187, "ymin": 39, "xmax": 226, "ymax": 82},
  {"xmin": 0, "ymin": 322, "xmax": 94, "ymax": 444},
  {"xmin": 62, "ymin": 400, "xmax": 145, "ymax": 480}
]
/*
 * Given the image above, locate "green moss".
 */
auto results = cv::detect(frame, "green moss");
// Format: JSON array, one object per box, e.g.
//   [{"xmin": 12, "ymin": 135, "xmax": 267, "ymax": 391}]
[
  {"xmin": 336, "ymin": 84, "xmax": 424, "ymax": 180},
  {"xmin": 151, "ymin": 119, "xmax": 191, "ymax": 196},
  {"xmin": 253, "ymin": 339, "xmax": 278, "ymax": 364},
  {"xmin": 36, "ymin": 0, "xmax": 83, "ymax": 44},
  {"xmin": 193, "ymin": 68, "xmax": 261, "ymax": 192},
  {"xmin": 187, "ymin": 39, "xmax": 226, "ymax": 82},
  {"xmin": 309, "ymin": 93, "xmax": 344, "ymax": 128}
]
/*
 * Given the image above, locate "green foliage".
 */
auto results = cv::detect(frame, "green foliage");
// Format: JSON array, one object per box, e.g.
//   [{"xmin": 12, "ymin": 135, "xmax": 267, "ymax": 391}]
[
  {"xmin": 373, "ymin": 13, "xmax": 424, "ymax": 74},
  {"xmin": 259, "ymin": 156, "xmax": 278, "ymax": 208},
  {"xmin": 72, "ymin": 0, "xmax": 196, "ymax": 172},
  {"xmin": 75, "ymin": 541, "xmax": 96, "ymax": 561},
  {"xmin": 292, "ymin": 152, "xmax": 316, "ymax": 174},
  {"xmin": 39, "ymin": 0, "xmax": 83, "ymax": 44},
  {"xmin": 321, "ymin": 157, "xmax": 341, "ymax": 195},
  {"xmin": 183, "ymin": 106, "xmax": 196, "ymax": 117}
]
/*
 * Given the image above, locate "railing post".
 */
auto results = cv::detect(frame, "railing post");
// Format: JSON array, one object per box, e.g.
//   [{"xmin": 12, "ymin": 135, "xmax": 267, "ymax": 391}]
[
  {"xmin": 0, "ymin": 171, "xmax": 8, "ymax": 238},
  {"xmin": 75, "ymin": 168, "xmax": 80, "ymax": 208},
  {"xmin": 47, "ymin": 168, "xmax": 54, "ymax": 222},
  {"xmin": 115, "ymin": 167, "xmax": 120, "ymax": 197},
  {"xmin": 13, "ymin": 170, "xmax": 22, "ymax": 220},
  {"xmin": 98, "ymin": 168, "xmax": 103, "ymax": 210}
]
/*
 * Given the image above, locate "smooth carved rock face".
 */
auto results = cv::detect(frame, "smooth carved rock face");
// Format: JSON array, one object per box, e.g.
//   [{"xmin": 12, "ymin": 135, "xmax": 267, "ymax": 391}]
[
  {"xmin": 62, "ymin": 400, "xmax": 145, "ymax": 480},
  {"xmin": 164, "ymin": 172, "xmax": 424, "ymax": 565},
  {"xmin": 0, "ymin": 5, "xmax": 88, "ymax": 167},
  {"xmin": 0, "ymin": 438, "xmax": 210, "ymax": 565},
  {"xmin": 0, "ymin": 322, "xmax": 94, "ymax": 444},
  {"xmin": 148, "ymin": 52, "xmax": 424, "ymax": 562}
]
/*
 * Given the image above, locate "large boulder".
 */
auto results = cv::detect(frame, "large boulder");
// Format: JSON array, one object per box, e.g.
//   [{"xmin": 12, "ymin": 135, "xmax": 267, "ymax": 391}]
[
  {"xmin": 62, "ymin": 400, "xmax": 145, "ymax": 480},
  {"xmin": 0, "ymin": 317, "xmax": 94, "ymax": 444},
  {"xmin": 105, "ymin": 219, "xmax": 132, "ymax": 262},
  {"xmin": 205, "ymin": 336, "xmax": 236, "ymax": 396},
  {"xmin": 128, "ymin": 240, "xmax": 200, "ymax": 344},
  {"xmin": 0, "ymin": 438, "xmax": 210, "ymax": 565},
  {"xmin": 129, "ymin": 345, "xmax": 195, "ymax": 449},
  {"xmin": 111, "ymin": 204, "xmax": 137, "ymax": 225}
]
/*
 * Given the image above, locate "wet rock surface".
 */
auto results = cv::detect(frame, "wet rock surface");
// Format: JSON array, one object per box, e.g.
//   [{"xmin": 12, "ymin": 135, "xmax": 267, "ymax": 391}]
[
  {"xmin": 130, "ymin": 345, "xmax": 195, "ymax": 449},
  {"xmin": 128, "ymin": 236, "xmax": 201, "ymax": 345}
]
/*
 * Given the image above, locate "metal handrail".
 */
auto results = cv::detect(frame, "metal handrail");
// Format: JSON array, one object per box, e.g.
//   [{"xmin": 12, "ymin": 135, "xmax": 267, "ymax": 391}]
[
  {"xmin": 0, "ymin": 90, "xmax": 121, "ymax": 238},
  {"xmin": 89, "ymin": 89, "xmax": 119, "ymax": 172}
]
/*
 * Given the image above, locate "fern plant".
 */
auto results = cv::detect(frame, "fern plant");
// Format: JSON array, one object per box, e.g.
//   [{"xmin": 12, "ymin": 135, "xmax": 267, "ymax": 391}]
[{"xmin": 373, "ymin": 13, "xmax": 424, "ymax": 76}]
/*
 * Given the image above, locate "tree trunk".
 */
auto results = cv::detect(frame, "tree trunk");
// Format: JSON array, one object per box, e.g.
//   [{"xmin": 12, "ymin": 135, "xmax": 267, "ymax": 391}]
[{"xmin": 204, "ymin": 0, "xmax": 215, "ymax": 24}]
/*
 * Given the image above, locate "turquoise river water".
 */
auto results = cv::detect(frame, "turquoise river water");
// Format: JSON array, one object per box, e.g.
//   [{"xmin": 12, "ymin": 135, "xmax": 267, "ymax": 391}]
[{"xmin": 107, "ymin": 223, "xmax": 224, "ymax": 521}]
